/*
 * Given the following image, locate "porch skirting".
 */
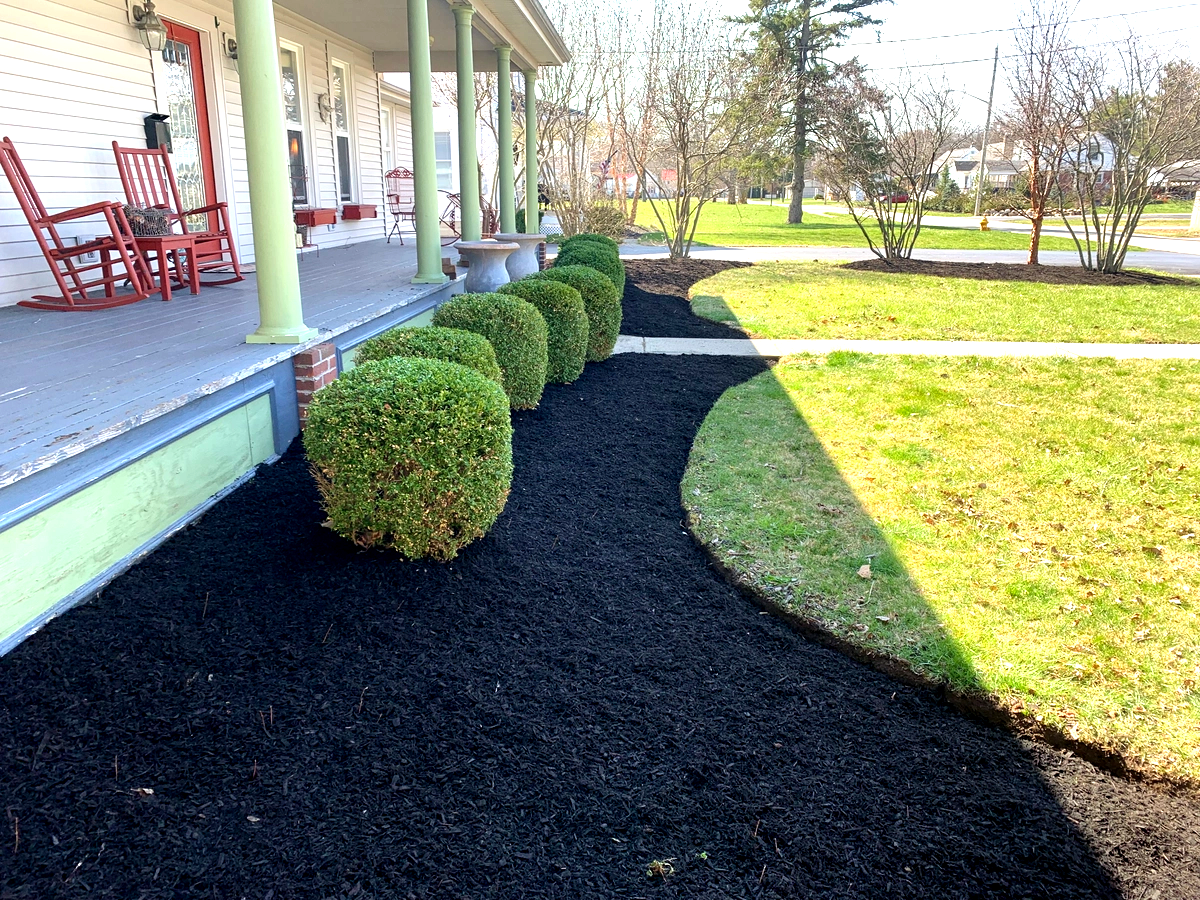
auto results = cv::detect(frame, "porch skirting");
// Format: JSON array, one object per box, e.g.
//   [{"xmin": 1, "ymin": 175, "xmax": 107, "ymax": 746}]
[{"xmin": 0, "ymin": 276, "xmax": 456, "ymax": 656}]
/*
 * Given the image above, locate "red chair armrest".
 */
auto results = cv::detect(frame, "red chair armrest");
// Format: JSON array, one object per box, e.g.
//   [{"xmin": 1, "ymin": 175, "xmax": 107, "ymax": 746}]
[{"xmin": 46, "ymin": 201, "xmax": 121, "ymax": 223}]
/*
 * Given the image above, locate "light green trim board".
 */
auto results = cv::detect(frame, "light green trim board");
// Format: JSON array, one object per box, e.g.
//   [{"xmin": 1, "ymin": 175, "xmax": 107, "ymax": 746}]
[{"xmin": 0, "ymin": 395, "xmax": 274, "ymax": 647}]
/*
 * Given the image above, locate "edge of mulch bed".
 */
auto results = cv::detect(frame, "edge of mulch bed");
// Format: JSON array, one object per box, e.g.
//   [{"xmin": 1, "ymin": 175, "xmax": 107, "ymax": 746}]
[
  {"xmin": 841, "ymin": 258, "xmax": 1197, "ymax": 287},
  {"xmin": 684, "ymin": 509, "xmax": 1200, "ymax": 798}
]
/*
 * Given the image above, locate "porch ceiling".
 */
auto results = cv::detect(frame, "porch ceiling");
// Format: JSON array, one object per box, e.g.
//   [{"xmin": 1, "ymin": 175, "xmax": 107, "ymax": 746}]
[{"xmin": 273, "ymin": 0, "xmax": 569, "ymax": 73}]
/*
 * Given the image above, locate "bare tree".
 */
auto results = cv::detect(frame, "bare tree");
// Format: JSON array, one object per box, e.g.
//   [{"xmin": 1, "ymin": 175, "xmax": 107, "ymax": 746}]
[
  {"xmin": 621, "ymin": 0, "xmax": 760, "ymax": 258},
  {"xmin": 1002, "ymin": 0, "xmax": 1082, "ymax": 264},
  {"xmin": 1059, "ymin": 49, "xmax": 1200, "ymax": 272},
  {"xmin": 533, "ymin": 0, "xmax": 619, "ymax": 236},
  {"xmin": 818, "ymin": 73, "xmax": 961, "ymax": 260}
]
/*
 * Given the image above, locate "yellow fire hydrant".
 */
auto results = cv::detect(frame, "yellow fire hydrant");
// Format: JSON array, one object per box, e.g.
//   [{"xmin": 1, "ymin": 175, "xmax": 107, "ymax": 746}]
[{"xmin": 979, "ymin": 215, "xmax": 990, "ymax": 232}]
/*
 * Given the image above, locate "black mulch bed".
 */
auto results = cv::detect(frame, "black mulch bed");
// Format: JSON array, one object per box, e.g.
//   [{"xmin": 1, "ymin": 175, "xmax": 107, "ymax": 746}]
[
  {"xmin": 4, "ymin": 269, "xmax": 1200, "ymax": 899},
  {"xmin": 620, "ymin": 259, "xmax": 750, "ymax": 338}
]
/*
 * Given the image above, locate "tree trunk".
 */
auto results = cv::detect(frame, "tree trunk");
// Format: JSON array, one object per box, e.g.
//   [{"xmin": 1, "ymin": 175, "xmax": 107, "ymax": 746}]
[
  {"xmin": 787, "ymin": 8, "xmax": 812, "ymax": 225},
  {"xmin": 1029, "ymin": 214, "xmax": 1043, "ymax": 265}
]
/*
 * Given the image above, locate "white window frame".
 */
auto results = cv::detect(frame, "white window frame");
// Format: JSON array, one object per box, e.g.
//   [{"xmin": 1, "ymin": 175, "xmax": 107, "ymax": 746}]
[
  {"xmin": 330, "ymin": 58, "xmax": 356, "ymax": 204},
  {"xmin": 381, "ymin": 105, "xmax": 394, "ymax": 173},
  {"xmin": 279, "ymin": 41, "xmax": 311, "ymax": 207},
  {"xmin": 434, "ymin": 131, "xmax": 453, "ymax": 191}
]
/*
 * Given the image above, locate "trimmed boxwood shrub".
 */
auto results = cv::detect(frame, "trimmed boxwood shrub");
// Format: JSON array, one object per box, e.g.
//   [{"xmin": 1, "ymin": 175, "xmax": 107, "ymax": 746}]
[
  {"xmin": 303, "ymin": 357, "xmax": 513, "ymax": 560},
  {"xmin": 432, "ymin": 292, "xmax": 548, "ymax": 409},
  {"xmin": 554, "ymin": 240, "xmax": 625, "ymax": 295},
  {"xmin": 560, "ymin": 232, "xmax": 620, "ymax": 254},
  {"xmin": 354, "ymin": 325, "xmax": 502, "ymax": 385},
  {"xmin": 497, "ymin": 279, "xmax": 587, "ymax": 383},
  {"xmin": 526, "ymin": 265, "xmax": 621, "ymax": 362}
]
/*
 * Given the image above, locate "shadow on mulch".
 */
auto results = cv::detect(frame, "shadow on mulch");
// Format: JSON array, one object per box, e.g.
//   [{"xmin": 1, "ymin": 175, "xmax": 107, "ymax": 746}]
[
  {"xmin": 843, "ymin": 257, "xmax": 1196, "ymax": 286},
  {"xmin": 2, "ymin": 266, "xmax": 1200, "ymax": 898},
  {"xmin": 621, "ymin": 259, "xmax": 752, "ymax": 337}
]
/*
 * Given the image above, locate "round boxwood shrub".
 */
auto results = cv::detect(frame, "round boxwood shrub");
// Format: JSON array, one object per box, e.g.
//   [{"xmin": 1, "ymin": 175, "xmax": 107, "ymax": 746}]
[
  {"xmin": 303, "ymin": 357, "xmax": 513, "ymax": 560},
  {"xmin": 561, "ymin": 231, "xmax": 620, "ymax": 254},
  {"xmin": 432, "ymin": 292, "xmax": 548, "ymax": 409},
  {"xmin": 526, "ymin": 265, "xmax": 621, "ymax": 362},
  {"xmin": 497, "ymin": 279, "xmax": 587, "ymax": 383},
  {"xmin": 354, "ymin": 326, "xmax": 502, "ymax": 385},
  {"xmin": 554, "ymin": 240, "xmax": 625, "ymax": 295}
]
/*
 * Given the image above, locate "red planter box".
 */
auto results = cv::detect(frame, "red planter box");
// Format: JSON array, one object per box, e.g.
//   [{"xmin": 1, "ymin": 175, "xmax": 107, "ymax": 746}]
[
  {"xmin": 341, "ymin": 204, "xmax": 378, "ymax": 221},
  {"xmin": 294, "ymin": 208, "xmax": 337, "ymax": 227}
]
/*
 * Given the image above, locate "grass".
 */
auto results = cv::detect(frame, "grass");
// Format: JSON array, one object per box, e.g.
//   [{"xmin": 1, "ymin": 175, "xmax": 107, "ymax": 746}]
[
  {"xmin": 690, "ymin": 261, "xmax": 1200, "ymax": 343},
  {"xmin": 633, "ymin": 201, "xmax": 1081, "ymax": 250},
  {"xmin": 683, "ymin": 354, "xmax": 1200, "ymax": 781}
]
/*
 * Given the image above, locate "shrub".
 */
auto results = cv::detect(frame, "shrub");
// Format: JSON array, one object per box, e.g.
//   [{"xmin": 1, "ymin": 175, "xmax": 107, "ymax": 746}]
[
  {"xmin": 497, "ymin": 279, "xmax": 587, "ymax": 383},
  {"xmin": 554, "ymin": 240, "xmax": 625, "ymax": 295},
  {"xmin": 354, "ymin": 326, "xmax": 502, "ymax": 385},
  {"xmin": 580, "ymin": 204, "xmax": 627, "ymax": 240},
  {"xmin": 304, "ymin": 357, "xmax": 513, "ymax": 560},
  {"xmin": 432, "ymin": 292, "xmax": 548, "ymax": 409},
  {"xmin": 514, "ymin": 208, "xmax": 544, "ymax": 234},
  {"xmin": 526, "ymin": 265, "xmax": 622, "ymax": 362},
  {"xmin": 560, "ymin": 232, "xmax": 621, "ymax": 255}
]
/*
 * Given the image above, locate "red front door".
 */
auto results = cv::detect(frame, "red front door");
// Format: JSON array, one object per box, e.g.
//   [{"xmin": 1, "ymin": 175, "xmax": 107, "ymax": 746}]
[{"xmin": 161, "ymin": 21, "xmax": 218, "ymax": 231}]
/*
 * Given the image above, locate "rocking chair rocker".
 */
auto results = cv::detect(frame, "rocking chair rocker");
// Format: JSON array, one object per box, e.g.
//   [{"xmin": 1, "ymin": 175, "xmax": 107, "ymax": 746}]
[{"xmin": 0, "ymin": 137, "xmax": 151, "ymax": 311}]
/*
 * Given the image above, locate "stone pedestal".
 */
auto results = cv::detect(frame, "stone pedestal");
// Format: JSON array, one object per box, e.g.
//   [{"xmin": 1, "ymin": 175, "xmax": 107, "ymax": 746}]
[
  {"xmin": 492, "ymin": 232, "xmax": 544, "ymax": 281},
  {"xmin": 456, "ymin": 240, "xmax": 519, "ymax": 293}
]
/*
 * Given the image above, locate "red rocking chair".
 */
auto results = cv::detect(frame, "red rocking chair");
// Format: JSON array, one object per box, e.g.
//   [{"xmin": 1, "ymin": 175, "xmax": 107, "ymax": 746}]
[
  {"xmin": 384, "ymin": 167, "xmax": 416, "ymax": 244},
  {"xmin": 0, "ymin": 137, "xmax": 151, "ymax": 311},
  {"xmin": 112, "ymin": 142, "xmax": 244, "ymax": 285}
]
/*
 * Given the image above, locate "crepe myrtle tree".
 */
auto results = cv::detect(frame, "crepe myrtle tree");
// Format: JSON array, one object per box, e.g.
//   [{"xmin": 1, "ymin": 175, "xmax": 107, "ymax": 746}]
[
  {"xmin": 1058, "ymin": 50, "xmax": 1200, "ymax": 273},
  {"xmin": 817, "ymin": 72, "xmax": 961, "ymax": 261},
  {"xmin": 621, "ymin": 0, "xmax": 763, "ymax": 258},
  {"xmin": 1001, "ymin": 0, "xmax": 1083, "ymax": 265}
]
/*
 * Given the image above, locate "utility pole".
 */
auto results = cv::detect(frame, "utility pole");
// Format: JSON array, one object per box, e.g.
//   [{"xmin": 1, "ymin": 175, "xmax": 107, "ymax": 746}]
[{"xmin": 974, "ymin": 46, "xmax": 1000, "ymax": 218}]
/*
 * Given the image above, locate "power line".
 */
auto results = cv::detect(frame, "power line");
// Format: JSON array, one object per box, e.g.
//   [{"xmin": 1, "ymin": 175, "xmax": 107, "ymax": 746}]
[
  {"xmin": 841, "ymin": 2, "xmax": 1200, "ymax": 47},
  {"xmin": 866, "ymin": 26, "xmax": 1196, "ymax": 72}
]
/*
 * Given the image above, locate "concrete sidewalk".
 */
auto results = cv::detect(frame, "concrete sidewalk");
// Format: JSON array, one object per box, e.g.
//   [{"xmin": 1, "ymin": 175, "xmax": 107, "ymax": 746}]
[
  {"xmin": 613, "ymin": 335, "xmax": 1200, "ymax": 359},
  {"xmin": 612, "ymin": 244, "xmax": 1200, "ymax": 275}
]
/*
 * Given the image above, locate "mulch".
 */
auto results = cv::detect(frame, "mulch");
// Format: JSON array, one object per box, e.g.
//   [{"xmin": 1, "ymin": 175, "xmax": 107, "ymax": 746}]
[
  {"xmin": 3, "ymin": 263, "xmax": 1200, "ymax": 899},
  {"xmin": 620, "ymin": 259, "xmax": 751, "ymax": 337},
  {"xmin": 842, "ymin": 257, "xmax": 1194, "ymax": 286}
]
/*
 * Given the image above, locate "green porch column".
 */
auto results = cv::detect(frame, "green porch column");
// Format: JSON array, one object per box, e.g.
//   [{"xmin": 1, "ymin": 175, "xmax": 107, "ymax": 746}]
[
  {"xmin": 523, "ymin": 67, "xmax": 538, "ymax": 235},
  {"xmin": 408, "ymin": 0, "xmax": 449, "ymax": 283},
  {"xmin": 453, "ymin": 4, "xmax": 481, "ymax": 241},
  {"xmin": 495, "ymin": 46, "xmax": 516, "ymax": 233},
  {"xmin": 232, "ymin": 0, "xmax": 317, "ymax": 344}
]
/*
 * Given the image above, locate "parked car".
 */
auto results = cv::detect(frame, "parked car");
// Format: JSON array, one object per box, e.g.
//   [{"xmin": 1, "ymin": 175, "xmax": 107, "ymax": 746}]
[{"xmin": 879, "ymin": 191, "xmax": 910, "ymax": 203}]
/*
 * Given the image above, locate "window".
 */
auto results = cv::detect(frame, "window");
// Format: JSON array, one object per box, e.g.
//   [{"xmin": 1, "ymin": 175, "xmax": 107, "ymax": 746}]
[
  {"xmin": 331, "ymin": 60, "xmax": 353, "ymax": 203},
  {"xmin": 434, "ymin": 131, "xmax": 452, "ymax": 190},
  {"xmin": 381, "ymin": 106, "xmax": 394, "ymax": 172},
  {"xmin": 279, "ymin": 45, "xmax": 307, "ymax": 205}
]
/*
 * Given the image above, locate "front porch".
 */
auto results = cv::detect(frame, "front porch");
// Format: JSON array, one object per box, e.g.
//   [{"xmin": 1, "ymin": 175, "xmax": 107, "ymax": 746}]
[{"xmin": 0, "ymin": 239, "xmax": 459, "ymax": 652}]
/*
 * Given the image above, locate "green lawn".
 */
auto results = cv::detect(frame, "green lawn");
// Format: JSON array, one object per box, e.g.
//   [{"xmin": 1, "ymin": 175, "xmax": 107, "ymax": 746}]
[
  {"xmin": 684, "ymin": 354, "xmax": 1200, "ymax": 782},
  {"xmin": 690, "ymin": 261, "xmax": 1200, "ymax": 343},
  {"xmin": 634, "ymin": 201, "xmax": 1080, "ymax": 250}
]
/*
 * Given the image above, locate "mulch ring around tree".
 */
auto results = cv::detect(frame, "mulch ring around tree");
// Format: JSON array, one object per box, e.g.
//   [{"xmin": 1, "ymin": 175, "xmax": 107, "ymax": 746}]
[
  {"xmin": 843, "ymin": 257, "xmax": 1195, "ymax": 286},
  {"xmin": 3, "ymin": 265, "xmax": 1200, "ymax": 899}
]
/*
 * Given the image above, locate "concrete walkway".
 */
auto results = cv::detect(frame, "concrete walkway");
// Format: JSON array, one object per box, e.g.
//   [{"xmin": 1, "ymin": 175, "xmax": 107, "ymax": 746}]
[
  {"xmin": 615, "ymin": 244, "xmax": 1200, "ymax": 275},
  {"xmin": 614, "ymin": 335, "xmax": 1200, "ymax": 359}
]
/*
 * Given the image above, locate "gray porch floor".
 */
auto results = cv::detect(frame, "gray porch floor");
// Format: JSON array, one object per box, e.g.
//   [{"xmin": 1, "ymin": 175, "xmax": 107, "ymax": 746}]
[{"xmin": 0, "ymin": 239, "xmax": 439, "ymax": 488}]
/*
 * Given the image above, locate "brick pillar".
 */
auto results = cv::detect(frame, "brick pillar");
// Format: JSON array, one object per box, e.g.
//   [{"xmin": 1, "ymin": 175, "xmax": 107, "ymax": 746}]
[
  {"xmin": 537, "ymin": 241, "xmax": 547, "ymax": 271},
  {"xmin": 293, "ymin": 342, "xmax": 339, "ymax": 426}
]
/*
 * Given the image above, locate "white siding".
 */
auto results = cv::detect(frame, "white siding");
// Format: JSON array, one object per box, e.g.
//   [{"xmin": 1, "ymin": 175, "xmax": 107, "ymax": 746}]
[{"xmin": 0, "ymin": 0, "xmax": 395, "ymax": 307}]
